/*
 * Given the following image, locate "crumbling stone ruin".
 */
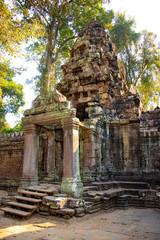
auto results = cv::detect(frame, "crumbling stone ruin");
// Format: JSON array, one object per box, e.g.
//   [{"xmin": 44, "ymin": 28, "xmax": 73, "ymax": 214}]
[
  {"xmin": 57, "ymin": 19, "xmax": 159, "ymax": 181},
  {"xmin": 57, "ymin": 20, "xmax": 142, "ymax": 122},
  {"xmin": 0, "ymin": 20, "xmax": 160, "ymax": 219}
]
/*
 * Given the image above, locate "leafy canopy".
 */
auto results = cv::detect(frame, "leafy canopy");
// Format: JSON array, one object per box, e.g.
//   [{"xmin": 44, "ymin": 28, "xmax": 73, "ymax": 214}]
[
  {"xmin": 109, "ymin": 13, "xmax": 160, "ymax": 109},
  {"xmin": 0, "ymin": 61, "xmax": 25, "ymax": 130},
  {"xmin": 0, "ymin": 0, "xmax": 29, "ymax": 131},
  {"xmin": 14, "ymin": 0, "xmax": 113, "ymax": 94}
]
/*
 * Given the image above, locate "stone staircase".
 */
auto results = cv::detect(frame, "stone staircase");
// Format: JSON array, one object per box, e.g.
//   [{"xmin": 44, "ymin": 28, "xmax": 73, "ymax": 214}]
[
  {"xmin": 82, "ymin": 181, "xmax": 160, "ymax": 215},
  {"xmin": 0, "ymin": 185, "xmax": 58, "ymax": 219},
  {"xmin": 1, "ymin": 181, "xmax": 160, "ymax": 219}
]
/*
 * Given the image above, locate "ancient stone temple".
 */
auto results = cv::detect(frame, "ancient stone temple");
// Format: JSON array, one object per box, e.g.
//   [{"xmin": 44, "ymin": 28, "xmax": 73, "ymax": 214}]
[
  {"xmin": 0, "ymin": 20, "xmax": 160, "ymax": 219},
  {"xmin": 57, "ymin": 19, "xmax": 148, "ymax": 181}
]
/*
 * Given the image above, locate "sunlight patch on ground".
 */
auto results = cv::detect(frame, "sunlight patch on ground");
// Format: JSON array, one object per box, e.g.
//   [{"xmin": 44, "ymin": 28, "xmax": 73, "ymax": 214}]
[{"xmin": 0, "ymin": 222, "xmax": 56, "ymax": 239}]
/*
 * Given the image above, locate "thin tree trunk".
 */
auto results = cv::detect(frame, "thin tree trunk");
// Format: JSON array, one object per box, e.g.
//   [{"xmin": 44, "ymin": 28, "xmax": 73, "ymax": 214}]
[{"xmin": 44, "ymin": 18, "xmax": 55, "ymax": 93}]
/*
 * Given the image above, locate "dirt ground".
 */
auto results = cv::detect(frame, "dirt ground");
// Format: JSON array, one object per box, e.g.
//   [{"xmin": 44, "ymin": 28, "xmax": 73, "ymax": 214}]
[
  {"xmin": 0, "ymin": 190, "xmax": 160, "ymax": 240},
  {"xmin": 0, "ymin": 207, "xmax": 160, "ymax": 240}
]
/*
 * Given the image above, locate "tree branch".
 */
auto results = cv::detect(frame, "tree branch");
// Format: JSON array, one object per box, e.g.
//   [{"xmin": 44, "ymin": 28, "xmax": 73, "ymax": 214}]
[
  {"xmin": 52, "ymin": 35, "xmax": 77, "ymax": 63},
  {"xmin": 51, "ymin": 19, "xmax": 60, "ymax": 51},
  {"xmin": 31, "ymin": 0, "xmax": 50, "ymax": 26}
]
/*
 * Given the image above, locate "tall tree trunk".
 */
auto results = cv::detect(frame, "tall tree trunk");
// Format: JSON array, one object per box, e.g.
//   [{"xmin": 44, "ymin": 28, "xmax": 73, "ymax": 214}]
[
  {"xmin": 45, "ymin": 47, "xmax": 52, "ymax": 92},
  {"xmin": 44, "ymin": 18, "xmax": 55, "ymax": 94}
]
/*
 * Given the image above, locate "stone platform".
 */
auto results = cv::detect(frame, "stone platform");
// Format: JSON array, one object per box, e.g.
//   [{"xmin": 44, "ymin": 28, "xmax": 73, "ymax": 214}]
[{"xmin": 1, "ymin": 181, "xmax": 160, "ymax": 220}]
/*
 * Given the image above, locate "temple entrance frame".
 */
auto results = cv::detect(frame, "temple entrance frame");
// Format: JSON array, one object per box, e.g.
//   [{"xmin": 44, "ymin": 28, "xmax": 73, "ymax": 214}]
[{"xmin": 21, "ymin": 108, "xmax": 83, "ymax": 197}]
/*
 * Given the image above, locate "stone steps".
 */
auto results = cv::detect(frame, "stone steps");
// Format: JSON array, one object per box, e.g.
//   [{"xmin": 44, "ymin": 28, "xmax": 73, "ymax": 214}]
[
  {"xmin": 0, "ymin": 186, "xmax": 55, "ymax": 219},
  {"xmin": 81, "ymin": 182, "xmax": 159, "ymax": 215},
  {"xmin": 1, "ymin": 182, "xmax": 159, "ymax": 219},
  {"xmin": 114, "ymin": 176, "xmax": 144, "ymax": 182},
  {"xmin": 25, "ymin": 187, "xmax": 56, "ymax": 195},
  {"xmin": 13, "ymin": 195, "xmax": 42, "ymax": 204},
  {"xmin": 17, "ymin": 190, "xmax": 47, "ymax": 198},
  {"xmin": 83, "ymin": 185, "xmax": 98, "ymax": 192},
  {"xmin": 25, "ymin": 185, "xmax": 60, "ymax": 195},
  {"xmin": 7, "ymin": 201, "xmax": 37, "ymax": 210},
  {"xmin": 90, "ymin": 181, "xmax": 150, "ymax": 190},
  {"xmin": 0, "ymin": 207, "xmax": 33, "ymax": 218}
]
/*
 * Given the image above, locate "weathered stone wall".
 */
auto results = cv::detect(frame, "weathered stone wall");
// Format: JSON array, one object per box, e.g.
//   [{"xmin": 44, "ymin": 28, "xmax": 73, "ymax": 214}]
[
  {"xmin": 140, "ymin": 108, "xmax": 160, "ymax": 182},
  {"xmin": 0, "ymin": 132, "xmax": 24, "ymax": 188},
  {"xmin": 0, "ymin": 110, "xmax": 160, "ymax": 186},
  {"xmin": 0, "ymin": 128, "xmax": 64, "ymax": 188},
  {"xmin": 79, "ymin": 115, "xmax": 160, "ymax": 183},
  {"xmin": 109, "ymin": 121, "xmax": 140, "ymax": 172}
]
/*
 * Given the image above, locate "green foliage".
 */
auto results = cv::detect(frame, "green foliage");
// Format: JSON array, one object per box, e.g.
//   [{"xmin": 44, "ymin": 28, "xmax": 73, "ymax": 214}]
[
  {"xmin": 109, "ymin": 13, "xmax": 140, "ymax": 53},
  {"xmin": 14, "ymin": 0, "xmax": 113, "ymax": 94},
  {"xmin": 109, "ymin": 13, "xmax": 140, "ymax": 85},
  {"xmin": 0, "ymin": 0, "xmax": 39, "ymax": 55},
  {"xmin": 109, "ymin": 13, "xmax": 160, "ymax": 109},
  {"xmin": 136, "ymin": 31, "xmax": 160, "ymax": 109},
  {"xmin": 0, "ymin": 61, "xmax": 25, "ymax": 130},
  {"xmin": 0, "ymin": 1, "xmax": 35, "ymax": 130},
  {"xmin": 0, "ymin": 121, "xmax": 24, "ymax": 134}
]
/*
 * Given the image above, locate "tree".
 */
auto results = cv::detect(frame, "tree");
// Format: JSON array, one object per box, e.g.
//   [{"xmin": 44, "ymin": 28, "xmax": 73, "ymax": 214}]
[
  {"xmin": 0, "ymin": 61, "xmax": 25, "ymax": 130},
  {"xmin": 109, "ymin": 13, "xmax": 160, "ymax": 109},
  {"xmin": 0, "ymin": 0, "xmax": 30, "ymax": 130},
  {"xmin": 0, "ymin": 121, "xmax": 24, "ymax": 133},
  {"xmin": 135, "ymin": 30, "xmax": 160, "ymax": 108},
  {"xmin": 14, "ymin": 0, "xmax": 113, "ymax": 94},
  {"xmin": 109, "ymin": 13, "xmax": 140, "ymax": 85}
]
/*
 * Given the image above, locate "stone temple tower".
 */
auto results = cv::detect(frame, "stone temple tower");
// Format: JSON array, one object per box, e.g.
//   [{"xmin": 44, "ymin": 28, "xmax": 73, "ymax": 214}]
[{"xmin": 57, "ymin": 19, "xmax": 142, "ymax": 123}]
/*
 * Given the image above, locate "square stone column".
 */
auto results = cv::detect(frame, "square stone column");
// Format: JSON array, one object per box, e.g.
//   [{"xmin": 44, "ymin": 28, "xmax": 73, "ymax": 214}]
[
  {"xmin": 46, "ymin": 131, "xmax": 56, "ymax": 180},
  {"xmin": 83, "ymin": 129, "xmax": 97, "ymax": 182},
  {"xmin": 21, "ymin": 124, "xmax": 39, "ymax": 187},
  {"xmin": 61, "ymin": 117, "xmax": 83, "ymax": 197}
]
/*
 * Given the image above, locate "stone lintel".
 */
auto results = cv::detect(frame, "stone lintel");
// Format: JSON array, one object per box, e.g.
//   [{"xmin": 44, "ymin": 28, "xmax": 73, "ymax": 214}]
[{"xmin": 22, "ymin": 111, "xmax": 71, "ymax": 126}]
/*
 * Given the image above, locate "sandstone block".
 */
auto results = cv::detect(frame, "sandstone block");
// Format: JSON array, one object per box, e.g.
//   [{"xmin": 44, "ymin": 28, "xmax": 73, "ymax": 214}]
[
  {"xmin": 78, "ymin": 97, "xmax": 93, "ymax": 103},
  {"xmin": 77, "ymin": 86, "xmax": 84, "ymax": 92},
  {"xmin": 102, "ymin": 93, "xmax": 108, "ymax": 99},
  {"xmin": 67, "ymin": 198, "xmax": 85, "ymax": 208},
  {"xmin": 42, "ymin": 196, "xmax": 67, "ymax": 209},
  {"xmin": 39, "ymin": 211, "xmax": 50, "ymax": 216},
  {"xmin": 50, "ymin": 208, "xmax": 75, "ymax": 217},
  {"xmin": 39, "ymin": 204, "xmax": 50, "ymax": 212},
  {"xmin": 99, "ymin": 87, "xmax": 106, "ymax": 94},
  {"xmin": 75, "ymin": 207, "xmax": 86, "ymax": 217},
  {"xmin": 83, "ymin": 84, "xmax": 99, "ymax": 92},
  {"xmin": 97, "ymin": 82, "xmax": 104, "ymax": 87},
  {"xmin": 84, "ymin": 142, "xmax": 96, "ymax": 150},
  {"xmin": 84, "ymin": 149, "xmax": 95, "ymax": 158}
]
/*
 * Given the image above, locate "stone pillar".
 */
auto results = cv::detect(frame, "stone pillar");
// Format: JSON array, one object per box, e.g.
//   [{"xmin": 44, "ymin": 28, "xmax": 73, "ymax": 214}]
[
  {"xmin": 21, "ymin": 124, "xmax": 39, "ymax": 187},
  {"xmin": 83, "ymin": 129, "xmax": 96, "ymax": 182},
  {"xmin": 46, "ymin": 131, "xmax": 55, "ymax": 180},
  {"xmin": 61, "ymin": 117, "xmax": 83, "ymax": 197}
]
